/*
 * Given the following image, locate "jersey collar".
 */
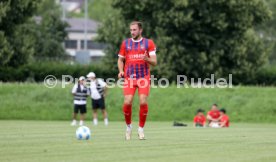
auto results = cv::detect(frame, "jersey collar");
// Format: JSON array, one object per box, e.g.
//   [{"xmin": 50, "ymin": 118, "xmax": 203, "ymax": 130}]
[{"xmin": 131, "ymin": 37, "xmax": 143, "ymax": 42}]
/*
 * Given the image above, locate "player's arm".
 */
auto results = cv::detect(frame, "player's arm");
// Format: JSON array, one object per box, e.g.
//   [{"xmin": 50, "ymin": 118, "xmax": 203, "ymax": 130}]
[
  {"xmin": 203, "ymin": 121, "xmax": 206, "ymax": 127},
  {"xmin": 143, "ymin": 54, "xmax": 157, "ymax": 66},
  {"xmin": 206, "ymin": 114, "xmax": 214, "ymax": 121},
  {"xmin": 193, "ymin": 117, "xmax": 196, "ymax": 127},
  {"xmin": 84, "ymin": 88, "xmax": 89, "ymax": 97},
  {"xmin": 220, "ymin": 121, "xmax": 226, "ymax": 127},
  {"xmin": 217, "ymin": 115, "xmax": 223, "ymax": 121},
  {"xmin": 143, "ymin": 39, "xmax": 157, "ymax": 66},
  {"xmin": 118, "ymin": 57, "xmax": 125, "ymax": 78},
  {"xmin": 72, "ymin": 85, "xmax": 77, "ymax": 95},
  {"xmin": 117, "ymin": 40, "xmax": 126, "ymax": 78}
]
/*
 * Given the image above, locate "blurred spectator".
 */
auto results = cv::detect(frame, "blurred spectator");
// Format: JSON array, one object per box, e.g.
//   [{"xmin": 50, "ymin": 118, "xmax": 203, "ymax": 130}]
[
  {"xmin": 71, "ymin": 76, "xmax": 89, "ymax": 126},
  {"xmin": 207, "ymin": 104, "xmax": 221, "ymax": 127},
  {"xmin": 219, "ymin": 108, "xmax": 230, "ymax": 127},
  {"xmin": 87, "ymin": 72, "xmax": 108, "ymax": 126},
  {"xmin": 193, "ymin": 108, "xmax": 206, "ymax": 127}
]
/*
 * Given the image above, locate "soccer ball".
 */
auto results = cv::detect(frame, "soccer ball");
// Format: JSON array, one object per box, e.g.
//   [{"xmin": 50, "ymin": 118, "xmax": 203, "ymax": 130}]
[{"xmin": 76, "ymin": 126, "xmax": 91, "ymax": 140}]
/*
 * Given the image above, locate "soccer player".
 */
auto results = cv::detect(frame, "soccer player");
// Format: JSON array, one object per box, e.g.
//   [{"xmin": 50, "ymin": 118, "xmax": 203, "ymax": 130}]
[
  {"xmin": 219, "ymin": 108, "xmax": 230, "ymax": 127},
  {"xmin": 207, "ymin": 104, "xmax": 221, "ymax": 127},
  {"xmin": 117, "ymin": 21, "xmax": 157, "ymax": 140},
  {"xmin": 71, "ymin": 76, "xmax": 89, "ymax": 126},
  {"xmin": 193, "ymin": 109, "xmax": 206, "ymax": 127},
  {"xmin": 87, "ymin": 72, "xmax": 108, "ymax": 126}
]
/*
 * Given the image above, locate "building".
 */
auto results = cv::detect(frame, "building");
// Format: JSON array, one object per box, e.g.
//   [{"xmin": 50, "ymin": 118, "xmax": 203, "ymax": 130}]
[
  {"xmin": 64, "ymin": 18, "xmax": 106, "ymax": 63},
  {"xmin": 57, "ymin": 0, "xmax": 106, "ymax": 63}
]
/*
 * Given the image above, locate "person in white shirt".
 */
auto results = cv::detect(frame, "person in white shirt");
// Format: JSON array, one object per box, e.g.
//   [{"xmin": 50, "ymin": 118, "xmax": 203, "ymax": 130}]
[
  {"xmin": 71, "ymin": 76, "xmax": 89, "ymax": 126},
  {"xmin": 87, "ymin": 72, "xmax": 108, "ymax": 126}
]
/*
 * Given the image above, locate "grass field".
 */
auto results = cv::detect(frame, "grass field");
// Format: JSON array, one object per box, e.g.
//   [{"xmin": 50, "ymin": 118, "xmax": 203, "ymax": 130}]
[
  {"xmin": 0, "ymin": 120, "xmax": 276, "ymax": 162},
  {"xmin": 1, "ymin": 83, "xmax": 276, "ymax": 122}
]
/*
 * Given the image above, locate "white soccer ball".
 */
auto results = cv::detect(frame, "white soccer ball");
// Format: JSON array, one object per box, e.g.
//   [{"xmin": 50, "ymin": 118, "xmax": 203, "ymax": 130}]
[
  {"xmin": 210, "ymin": 122, "xmax": 220, "ymax": 128},
  {"xmin": 76, "ymin": 126, "xmax": 91, "ymax": 140}
]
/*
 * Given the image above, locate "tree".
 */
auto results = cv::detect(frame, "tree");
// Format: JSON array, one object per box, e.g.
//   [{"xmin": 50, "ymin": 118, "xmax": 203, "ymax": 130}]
[
  {"xmin": 97, "ymin": 11, "xmax": 127, "ymax": 71},
  {"xmin": 0, "ymin": 0, "xmax": 68, "ymax": 67},
  {"xmin": 259, "ymin": 0, "xmax": 276, "ymax": 62},
  {"xmin": 0, "ymin": 0, "xmax": 40, "ymax": 67},
  {"xmin": 32, "ymin": 0, "xmax": 68, "ymax": 59},
  {"xmin": 98, "ymin": 0, "xmax": 271, "ymax": 82}
]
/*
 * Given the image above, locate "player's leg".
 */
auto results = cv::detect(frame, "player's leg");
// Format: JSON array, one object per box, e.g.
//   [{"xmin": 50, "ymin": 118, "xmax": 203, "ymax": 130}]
[
  {"xmin": 71, "ymin": 105, "xmax": 78, "ymax": 126},
  {"xmin": 123, "ymin": 79, "xmax": 136, "ymax": 125},
  {"xmin": 79, "ymin": 105, "xmax": 86, "ymax": 126},
  {"xmin": 101, "ymin": 109, "xmax": 108, "ymax": 126},
  {"xmin": 93, "ymin": 109, "xmax": 98, "ymax": 125},
  {"xmin": 139, "ymin": 94, "xmax": 148, "ymax": 127},
  {"xmin": 123, "ymin": 95, "xmax": 134, "ymax": 140},
  {"xmin": 137, "ymin": 79, "xmax": 150, "ymax": 140},
  {"xmin": 123, "ymin": 79, "xmax": 136, "ymax": 140},
  {"xmin": 92, "ymin": 99, "xmax": 99, "ymax": 125},
  {"xmin": 123, "ymin": 95, "xmax": 134, "ymax": 124},
  {"xmin": 138, "ymin": 94, "xmax": 148, "ymax": 140},
  {"xmin": 100, "ymin": 98, "xmax": 108, "ymax": 126}
]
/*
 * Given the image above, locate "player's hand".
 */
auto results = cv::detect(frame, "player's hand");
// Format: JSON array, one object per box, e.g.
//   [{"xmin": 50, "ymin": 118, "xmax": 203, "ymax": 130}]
[
  {"xmin": 142, "ymin": 51, "xmax": 149, "ymax": 61},
  {"xmin": 118, "ymin": 71, "xmax": 124, "ymax": 78}
]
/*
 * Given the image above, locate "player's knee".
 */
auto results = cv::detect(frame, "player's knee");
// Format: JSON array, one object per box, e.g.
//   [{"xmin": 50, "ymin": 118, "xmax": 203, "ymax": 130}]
[
  {"xmin": 139, "ymin": 97, "xmax": 147, "ymax": 105},
  {"xmin": 124, "ymin": 100, "xmax": 132, "ymax": 105},
  {"xmin": 124, "ymin": 96, "xmax": 133, "ymax": 105}
]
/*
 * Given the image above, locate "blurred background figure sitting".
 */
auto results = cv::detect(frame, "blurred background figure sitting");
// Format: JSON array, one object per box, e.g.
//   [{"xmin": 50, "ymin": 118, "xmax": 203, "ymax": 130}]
[
  {"xmin": 193, "ymin": 108, "xmax": 206, "ymax": 127},
  {"xmin": 207, "ymin": 104, "xmax": 221, "ymax": 128},
  {"xmin": 219, "ymin": 108, "xmax": 230, "ymax": 128}
]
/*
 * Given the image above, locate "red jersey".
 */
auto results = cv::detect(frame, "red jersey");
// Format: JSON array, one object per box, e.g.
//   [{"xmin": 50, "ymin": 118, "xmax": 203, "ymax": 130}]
[
  {"xmin": 220, "ymin": 114, "xmax": 230, "ymax": 127},
  {"xmin": 193, "ymin": 115, "xmax": 206, "ymax": 126},
  {"xmin": 118, "ymin": 38, "xmax": 156, "ymax": 80},
  {"xmin": 207, "ymin": 110, "xmax": 220, "ymax": 119}
]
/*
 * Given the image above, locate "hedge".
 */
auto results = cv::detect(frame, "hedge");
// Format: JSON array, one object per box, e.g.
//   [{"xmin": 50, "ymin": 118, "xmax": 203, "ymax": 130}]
[
  {"xmin": 0, "ymin": 62, "xmax": 276, "ymax": 85},
  {"xmin": 0, "ymin": 62, "xmax": 117, "ymax": 82}
]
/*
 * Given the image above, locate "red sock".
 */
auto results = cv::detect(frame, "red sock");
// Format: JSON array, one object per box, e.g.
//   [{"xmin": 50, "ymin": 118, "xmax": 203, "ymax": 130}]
[
  {"xmin": 123, "ymin": 104, "xmax": 132, "ymax": 125},
  {"xmin": 139, "ymin": 104, "xmax": 148, "ymax": 127}
]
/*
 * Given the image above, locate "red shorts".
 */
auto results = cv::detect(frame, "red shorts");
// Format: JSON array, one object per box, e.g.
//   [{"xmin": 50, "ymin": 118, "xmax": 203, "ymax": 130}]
[{"xmin": 123, "ymin": 78, "xmax": 150, "ymax": 96}]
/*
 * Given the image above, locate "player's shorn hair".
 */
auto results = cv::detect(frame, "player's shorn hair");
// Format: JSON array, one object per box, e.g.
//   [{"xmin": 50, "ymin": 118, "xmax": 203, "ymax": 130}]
[
  {"xmin": 130, "ymin": 21, "xmax": 143, "ymax": 29},
  {"xmin": 213, "ymin": 103, "xmax": 218, "ymax": 107}
]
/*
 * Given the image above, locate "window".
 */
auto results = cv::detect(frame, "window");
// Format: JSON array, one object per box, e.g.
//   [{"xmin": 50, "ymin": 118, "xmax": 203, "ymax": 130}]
[
  {"xmin": 81, "ymin": 40, "xmax": 106, "ymax": 50},
  {"xmin": 65, "ymin": 40, "xmax": 78, "ymax": 49}
]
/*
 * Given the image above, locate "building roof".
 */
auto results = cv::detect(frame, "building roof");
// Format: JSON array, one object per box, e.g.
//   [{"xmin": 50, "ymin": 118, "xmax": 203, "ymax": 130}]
[{"xmin": 65, "ymin": 18, "xmax": 100, "ymax": 33}]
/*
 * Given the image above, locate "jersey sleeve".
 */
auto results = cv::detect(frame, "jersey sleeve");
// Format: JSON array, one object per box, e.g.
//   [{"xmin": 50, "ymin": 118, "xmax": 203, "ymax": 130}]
[
  {"xmin": 221, "ymin": 116, "xmax": 229, "ymax": 122},
  {"xmin": 71, "ymin": 84, "xmax": 77, "ymax": 93},
  {"xmin": 98, "ymin": 79, "xmax": 107, "ymax": 87},
  {"xmin": 193, "ymin": 116, "xmax": 197, "ymax": 123},
  {"xmin": 148, "ymin": 39, "xmax": 157, "ymax": 56},
  {"xmin": 118, "ymin": 40, "xmax": 126, "ymax": 58},
  {"xmin": 203, "ymin": 116, "xmax": 206, "ymax": 123},
  {"xmin": 86, "ymin": 86, "xmax": 90, "ymax": 95}
]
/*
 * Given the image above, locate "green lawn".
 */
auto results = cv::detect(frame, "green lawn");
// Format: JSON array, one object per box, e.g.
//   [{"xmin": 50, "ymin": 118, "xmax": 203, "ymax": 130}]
[
  {"xmin": 0, "ymin": 121, "xmax": 276, "ymax": 162},
  {"xmin": 1, "ymin": 83, "xmax": 276, "ymax": 122}
]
